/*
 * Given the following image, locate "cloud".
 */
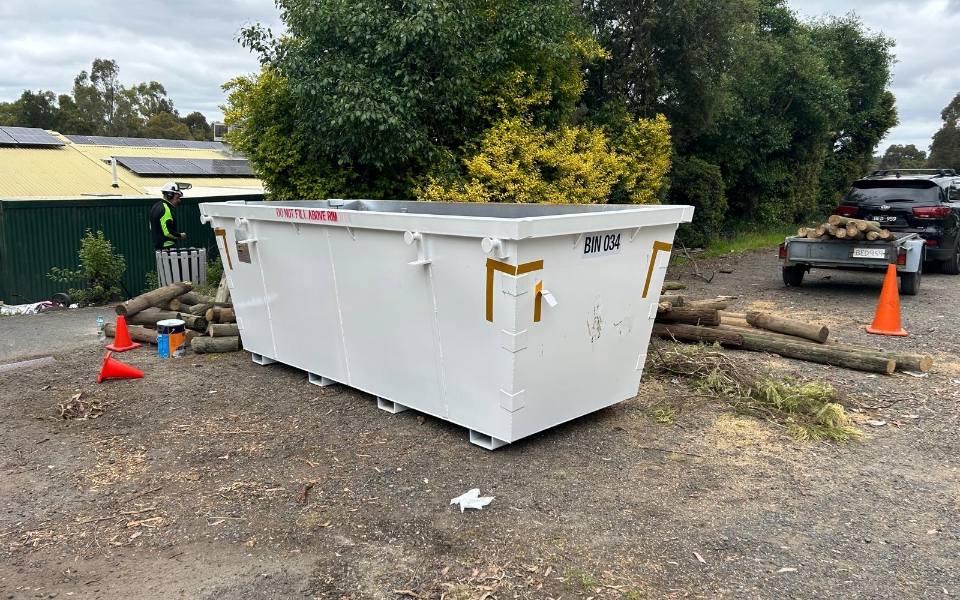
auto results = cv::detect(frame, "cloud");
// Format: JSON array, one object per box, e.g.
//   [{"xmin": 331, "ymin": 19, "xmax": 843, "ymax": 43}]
[
  {"xmin": 0, "ymin": 0, "xmax": 283, "ymax": 120},
  {"xmin": 791, "ymin": 0, "xmax": 960, "ymax": 152}
]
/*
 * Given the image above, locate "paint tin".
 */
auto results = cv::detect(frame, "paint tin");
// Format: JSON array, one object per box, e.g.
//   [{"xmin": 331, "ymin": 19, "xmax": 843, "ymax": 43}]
[{"xmin": 157, "ymin": 319, "xmax": 187, "ymax": 358}]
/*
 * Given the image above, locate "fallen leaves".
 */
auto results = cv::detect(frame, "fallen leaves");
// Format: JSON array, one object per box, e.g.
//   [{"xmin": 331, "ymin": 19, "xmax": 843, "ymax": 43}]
[
  {"xmin": 57, "ymin": 392, "xmax": 102, "ymax": 420},
  {"xmin": 298, "ymin": 479, "xmax": 318, "ymax": 504}
]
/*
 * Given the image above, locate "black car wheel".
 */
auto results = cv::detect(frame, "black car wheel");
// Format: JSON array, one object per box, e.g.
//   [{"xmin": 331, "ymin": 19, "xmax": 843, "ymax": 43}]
[
  {"xmin": 783, "ymin": 265, "xmax": 805, "ymax": 287},
  {"xmin": 941, "ymin": 241, "xmax": 960, "ymax": 275},
  {"xmin": 900, "ymin": 270, "xmax": 921, "ymax": 295}
]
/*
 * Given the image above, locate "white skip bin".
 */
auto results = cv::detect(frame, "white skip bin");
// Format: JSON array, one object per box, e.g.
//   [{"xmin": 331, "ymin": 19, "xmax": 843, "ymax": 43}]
[{"xmin": 200, "ymin": 200, "xmax": 693, "ymax": 449}]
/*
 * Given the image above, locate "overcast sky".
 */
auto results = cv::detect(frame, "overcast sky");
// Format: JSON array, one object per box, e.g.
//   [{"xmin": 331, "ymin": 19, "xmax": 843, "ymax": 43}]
[{"xmin": 1, "ymin": 0, "xmax": 958, "ymax": 155}]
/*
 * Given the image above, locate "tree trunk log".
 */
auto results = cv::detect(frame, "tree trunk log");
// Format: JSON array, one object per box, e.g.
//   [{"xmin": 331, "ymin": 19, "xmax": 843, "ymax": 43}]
[
  {"xmin": 661, "ymin": 281, "xmax": 687, "ymax": 291},
  {"xmin": 806, "ymin": 229, "xmax": 821, "ymax": 239},
  {"xmin": 115, "ymin": 281, "xmax": 193, "ymax": 317},
  {"xmin": 719, "ymin": 315, "xmax": 753, "ymax": 329},
  {"xmin": 207, "ymin": 323, "xmax": 240, "ymax": 337},
  {"xmin": 191, "ymin": 336, "xmax": 241, "ymax": 354},
  {"xmin": 215, "ymin": 272, "xmax": 231, "ymax": 304},
  {"xmin": 878, "ymin": 352, "xmax": 933, "ymax": 372},
  {"xmin": 827, "ymin": 215, "xmax": 852, "ymax": 226},
  {"xmin": 879, "ymin": 230, "xmax": 898, "ymax": 241},
  {"xmin": 652, "ymin": 323, "xmax": 743, "ymax": 346},
  {"xmin": 738, "ymin": 331, "xmax": 894, "ymax": 373},
  {"xmin": 153, "ymin": 298, "xmax": 181, "ymax": 312},
  {"xmin": 856, "ymin": 220, "xmax": 883, "ymax": 233},
  {"xmin": 186, "ymin": 302, "xmax": 214, "ymax": 316},
  {"xmin": 683, "ymin": 299, "xmax": 729, "ymax": 310},
  {"xmin": 745, "ymin": 311, "xmax": 829, "ymax": 343},
  {"xmin": 655, "ymin": 307, "xmax": 721, "ymax": 326},
  {"xmin": 105, "ymin": 323, "xmax": 199, "ymax": 345},
  {"xmin": 205, "ymin": 307, "xmax": 237, "ymax": 323},
  {"xmin": 659, "ymin": 294, "xmax": 685, "ymax": 307},
  {"xmin": 178, "ymin": 291, "xmax": 215, "ymax": 306}
]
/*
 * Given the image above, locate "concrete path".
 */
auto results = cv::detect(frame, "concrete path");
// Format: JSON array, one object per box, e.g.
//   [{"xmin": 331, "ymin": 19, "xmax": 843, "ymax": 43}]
[{"xmin": 0, "ymin": 306, "xmax": 109, "ymax": 363}]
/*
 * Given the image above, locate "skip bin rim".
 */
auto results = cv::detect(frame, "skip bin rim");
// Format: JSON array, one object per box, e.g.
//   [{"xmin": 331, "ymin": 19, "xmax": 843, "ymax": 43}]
[{"xmin": 201, "ymin": 199, "xmax": 694, "ymax": 241}]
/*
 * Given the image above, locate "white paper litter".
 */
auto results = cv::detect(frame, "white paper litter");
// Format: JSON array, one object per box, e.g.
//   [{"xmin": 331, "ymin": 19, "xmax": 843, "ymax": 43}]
[
  {"xmin": 0, "ymin": 301, "xmax": 50, "ymax": 315},
  {"xmin": 450, "ymin": 488, "xmax": 494, "ymax": 513}
]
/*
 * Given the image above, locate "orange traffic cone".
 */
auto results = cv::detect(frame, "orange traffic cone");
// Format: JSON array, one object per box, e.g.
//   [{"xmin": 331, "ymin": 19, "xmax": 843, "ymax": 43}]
[
  {"xmin": 865, "ymin": 264, "xmax": 907, "ymax": 337},
  {"xmin": 106, "ymin": 316, "xmax": 141, "ymax": 352},
  {"xmin": 97, "ymin": 351, "xmax": 144, "ymax": 383}
]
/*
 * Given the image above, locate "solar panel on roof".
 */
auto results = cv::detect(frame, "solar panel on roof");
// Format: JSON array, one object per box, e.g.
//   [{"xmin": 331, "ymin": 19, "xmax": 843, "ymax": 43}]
[
  {"xmin": 209, "ymin": 159, "xmax": 254, "ymax": 176},
  {"xmin": 88, "ymin": 136, "xmax": 124, "ymax": 146},
  {"xmin": 0, "ymin": 126, "xmax": 64, "ymax": 146},
  {"xmin": 0, "ymin": 128, "xmax": 17, "ymax": 145},
  {"xmin": 64, "ymin": 134, "xmax": 94, "ymax": 145},
  {"xmin": 114, "ymin": 156, "xmax": 172, "ymax": 175},
  {"xmin": 117, "ymin": 137, "xmax": 161, "ymax": 147},
  {"xmin": 151, "ymin": 139, "xmax": 187, "ymax": 148},
  {"xmin": 154, "ymin": 158, "xmax": 209, "ymax": 175}
]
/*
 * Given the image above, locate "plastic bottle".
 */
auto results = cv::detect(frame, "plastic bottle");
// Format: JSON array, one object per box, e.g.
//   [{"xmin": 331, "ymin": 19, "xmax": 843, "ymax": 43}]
[{"xmin": 97, "ymin": 315, "xmax": 105, "ymax": 342}]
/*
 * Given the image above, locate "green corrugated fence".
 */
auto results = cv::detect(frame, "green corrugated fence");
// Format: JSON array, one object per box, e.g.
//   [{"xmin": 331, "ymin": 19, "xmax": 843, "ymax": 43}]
[{"xmin": 0, "ymin": 194, "xmax": 263, "ymax": 305}]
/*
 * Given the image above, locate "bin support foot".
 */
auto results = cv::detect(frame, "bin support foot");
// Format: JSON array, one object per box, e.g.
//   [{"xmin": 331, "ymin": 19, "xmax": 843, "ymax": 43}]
[
  {"xmin": 469, "ymin": 430, "xmax": 509, "ymax": 450},
  {"xmin": 308, "ymin": 373, "xmax": 337, "ymax": 387},
  {"xmin": 377, "ymin": 397, "xmax": 409, "ymax": 414},
  {"xmin": 251, "ymin": 353, "xmax": 277, "ymax": 365}
]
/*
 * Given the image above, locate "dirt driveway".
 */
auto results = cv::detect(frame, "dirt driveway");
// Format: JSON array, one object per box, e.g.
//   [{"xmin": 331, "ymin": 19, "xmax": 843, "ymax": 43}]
[{"xmin": 1, "ymin": 247, "xmax": 958, "ymax": 599}]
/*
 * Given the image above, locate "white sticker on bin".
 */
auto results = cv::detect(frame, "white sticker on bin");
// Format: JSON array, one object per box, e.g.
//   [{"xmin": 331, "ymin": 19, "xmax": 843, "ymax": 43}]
[
  {"xmin": 541, "ymin": 290, "xmax": 558, "ymax": 307},
  {"xmin": 582, "ymin": 231, "xmax": 623, "ymax": 258}
]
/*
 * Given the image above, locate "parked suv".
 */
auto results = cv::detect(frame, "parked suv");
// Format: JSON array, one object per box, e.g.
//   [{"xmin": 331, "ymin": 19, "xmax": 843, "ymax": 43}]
[{"xmin": 836, "ymin": 169, "xmax": 960, "ymax": 274}]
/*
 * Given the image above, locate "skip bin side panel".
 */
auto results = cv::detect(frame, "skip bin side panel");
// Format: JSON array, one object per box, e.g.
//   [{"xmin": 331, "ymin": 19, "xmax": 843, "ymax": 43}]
[
  {"xmin": 211, "ymin": 218, "xmax": 276, "ymax": 360},
  {"xmin": 329, "ymin": 228, "xmax": 444, "ymax": 416},
  {"xmin": 428, "ymin": 236, "xmax": 516, "ymax": 441},
  {"xmin": 253, "ymin": 221, "xmax": 348, "ymax": 382},
  {"xmin": 508, "ymin": 224, "xmax": 678, "ymax": 441}
]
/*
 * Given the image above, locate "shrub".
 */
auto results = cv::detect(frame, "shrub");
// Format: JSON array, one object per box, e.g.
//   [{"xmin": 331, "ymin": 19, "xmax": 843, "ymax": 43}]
[
  {"xmin": 668, "ymin": 154, "xmax": 727, "ymax": 248},
  {"xmin": 416, "ymin": 115, "xmax": 672, "ymax": 205},
  {"xmin": 48, "ymin": 230, "xmax": 126, "ymax": 306}
]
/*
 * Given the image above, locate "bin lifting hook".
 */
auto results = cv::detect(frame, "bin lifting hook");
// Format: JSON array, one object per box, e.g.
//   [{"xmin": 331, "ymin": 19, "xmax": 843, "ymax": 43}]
[
  {"xmin": 481, "ymin": 237, "xmax": 509, "ymax": 259},
  {"xmin": 404, "ymin": 231, "xmax": 431, "ymax": 266}
]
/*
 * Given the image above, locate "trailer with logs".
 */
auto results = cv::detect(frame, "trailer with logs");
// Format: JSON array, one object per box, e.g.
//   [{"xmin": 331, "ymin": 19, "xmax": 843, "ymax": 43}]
[{"xmin": 780, "ymin": 216, "xmax": 926, "ymax": 295}]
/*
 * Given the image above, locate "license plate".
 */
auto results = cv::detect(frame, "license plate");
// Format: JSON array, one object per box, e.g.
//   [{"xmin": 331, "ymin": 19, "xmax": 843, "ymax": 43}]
[
  {"xmin": 852, "ymin": 247, "xmax": 887, "ymax": 259},
  {"xmin": 867, "ymin": 214, "xmax": 899, "ymax": 223}
]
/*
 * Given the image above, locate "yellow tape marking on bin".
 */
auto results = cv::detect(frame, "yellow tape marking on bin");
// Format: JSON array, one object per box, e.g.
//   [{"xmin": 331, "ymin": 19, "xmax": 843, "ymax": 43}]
[
  {"xmin": 215, "ymin": 228, "xmax": 233, "ymax": 270},
  {"xmin": 642, "ymin": 241, "xmax": 673, "ymax": 299},
  {"xmin": 534, "ymin": 280, "xmax": 544, "ymax": 323},
  {"xmin": 486, "ymin": 258, "xmax": 544, "ymax": 322}
]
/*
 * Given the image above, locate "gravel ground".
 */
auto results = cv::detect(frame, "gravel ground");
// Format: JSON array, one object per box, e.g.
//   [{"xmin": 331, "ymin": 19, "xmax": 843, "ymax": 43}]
[
  {"xmin": 0, "ymin": 247, "xmax": 958, "ymax": 600},
  {"xmin": 0, "ymin": 306, "xmax": 107, "ymax": 363}
]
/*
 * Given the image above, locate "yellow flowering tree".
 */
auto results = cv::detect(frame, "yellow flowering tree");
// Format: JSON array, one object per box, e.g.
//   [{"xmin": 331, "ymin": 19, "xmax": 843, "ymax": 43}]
[{"xmin": 418, "ymin": 114, "xmax": 670, "ymax": 204}]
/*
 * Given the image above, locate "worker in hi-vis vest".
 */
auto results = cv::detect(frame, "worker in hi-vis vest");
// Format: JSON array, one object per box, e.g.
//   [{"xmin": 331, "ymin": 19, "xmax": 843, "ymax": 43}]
[{"xmin": 150, "ymin": 182, "xmax": 187, "ymax": 250}]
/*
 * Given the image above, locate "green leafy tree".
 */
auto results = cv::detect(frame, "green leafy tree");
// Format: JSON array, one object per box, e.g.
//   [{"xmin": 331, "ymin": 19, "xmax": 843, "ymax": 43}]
[
  {"xmin": 130, "ymin": 81, "xmax": 176, "ymax": 120},
  {"xmin": 0, "ymin": 90, "xmax": 58, "ymax": 128},
  {"xmin": 692, "ymin": 2, "xmax": 822, "ymax": 221},
  {"xmin": 811, "ymin": 15, "xmax": 898, "ymax": 212},
  {"xmin": 578, "ymin": 0, "xmax": 755, "ymax": 148},
  {"xmin": 669, "ymin": 154, "xmax": 727, "ymax": 248},
  {"xmin": 144, "ymin": 111, "xmax": 192, "ymax": 140},
  {"xmin": 878, "ymin": 144, "xmax": 927, "ymax": 169},
  {"xmin": 54, "ymin": 94, "xmax": 93, "ymax": 135},
  {"xmin": 928, "ymin": 92, "xmax": 960, "ymax": 171},
  {"xmin": 181, "ymin": 111, "xmax": 213, "ymax": 141},
  {"xmin": 231, "ymin": 0, "xmax": 604, "ymax": 199},
  {"xmin": 48, "ymin": 230, "xmax": 126, "ymax": 306}
]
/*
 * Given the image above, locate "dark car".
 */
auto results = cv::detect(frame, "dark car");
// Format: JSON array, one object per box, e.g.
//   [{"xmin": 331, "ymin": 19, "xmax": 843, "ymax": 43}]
[{"xmin": 836, "ymin": 169, "xmax": 960, "ymax": 274}]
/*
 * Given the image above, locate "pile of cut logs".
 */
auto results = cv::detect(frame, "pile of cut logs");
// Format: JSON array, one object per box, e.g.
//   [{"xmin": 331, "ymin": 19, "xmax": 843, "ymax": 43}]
[
  {"xmin": 797, "ymin": 216, "xmax": 898, "ymax": 242},
  {"xmin": 104, "ymin": 281, "xmax": 241, "ymax": 354},
  {"xmin": 653, "ymin": 294, "xmax": 931, "ymax": 375}
]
